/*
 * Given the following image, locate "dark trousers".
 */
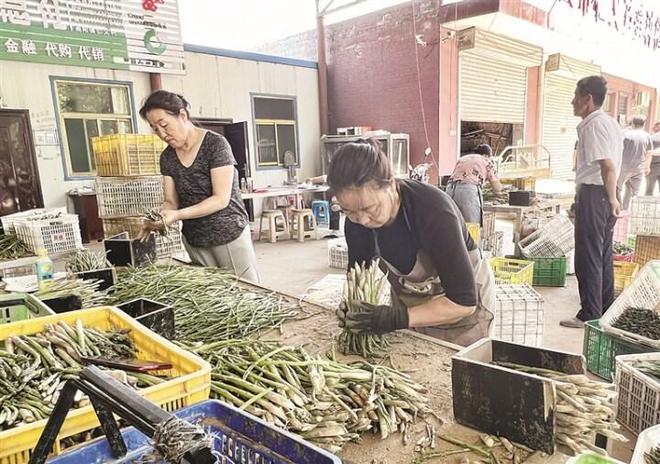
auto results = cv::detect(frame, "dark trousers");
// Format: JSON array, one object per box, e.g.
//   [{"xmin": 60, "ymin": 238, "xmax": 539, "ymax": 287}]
[{"xmin": 575, "ymin": 184, "xmax": 617, "ymax": 321}]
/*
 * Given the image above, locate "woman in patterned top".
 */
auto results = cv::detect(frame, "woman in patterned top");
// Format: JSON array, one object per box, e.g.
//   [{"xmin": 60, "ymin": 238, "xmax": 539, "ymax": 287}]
[
  {"xmin": 138, "ymin": 91, "xmax": 259, "ymax": 283},
  {"xmin": 446, "ymin": 144, "xmax": 502, "ymax": 224}
]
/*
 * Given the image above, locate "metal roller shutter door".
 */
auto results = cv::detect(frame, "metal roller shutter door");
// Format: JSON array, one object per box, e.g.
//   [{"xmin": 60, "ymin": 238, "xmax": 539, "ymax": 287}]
[
  {"xmin": 542, "ymin": 75, "xmax": 580, "ymax": 180},
  {"xmin": 460, "ymin": 52, "xmax": 527, "ymax": 124}
]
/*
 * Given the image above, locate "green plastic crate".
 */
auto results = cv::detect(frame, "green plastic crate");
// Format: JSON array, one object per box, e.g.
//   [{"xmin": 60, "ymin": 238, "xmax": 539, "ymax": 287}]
[
  {"xmin": 529, "ymin": 256, "xmax": 567, "ymax": 287},
  {"xmin": 583, "ymin": 320, "xmax": 655, "ymax": 382},
  {"xmin": 0, "ymin": 293, "xmax": 54, "ymax": 324}
]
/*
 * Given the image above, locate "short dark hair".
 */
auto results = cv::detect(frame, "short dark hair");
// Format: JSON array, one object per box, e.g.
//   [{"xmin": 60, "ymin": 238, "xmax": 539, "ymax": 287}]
[
  {"xmin": 632, "ymin": 116, "xmax": 646, "ymax": 127},
  {"xmin": 327, "ymin": 139, "xmax": 393, "ymax": 193},
  {"xmin": 139, "ymin": 90, "xmax": 190, "ymax": 119},
  {"xmin": 576, "ymin": 75, "xmax": 608, "ymax": 106},
  {"xmin": 475, "ymin": 144, "xmax": 493, "ymax": 157}
]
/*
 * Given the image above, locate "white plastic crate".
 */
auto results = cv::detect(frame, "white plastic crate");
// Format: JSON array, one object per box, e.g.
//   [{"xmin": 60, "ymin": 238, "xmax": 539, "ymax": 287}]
[
  {"xmin": 328, "ymin": 238, "xmax": 348, "ymax": 269},
  {"xmin": 13, "ymin": 214, "xmax": 82, "ymax": 254},
  {"xmin": 95, "ymin": 176, "xmax": 163, "ymax": 218},
  {"xmin": 155, "ymin": 227, "xmax": 185, "ymax": 258},
  {"xmin": 1, "ymin": 207, "xmax": 67, "ymax": 234},
  {"xmin": 600, "ymin": 260, "xmax": 660, "ymax": 349},
  {"xmin": 518, "ymin": 214, "xmax": 574, "ymax": 258},
  {"xmin": 482, "ymin": 211, "xmax": 495, "ymax": 238},
  {"xmin": 631, "ymin": 424, "xmax": 660, "ymax": 464},
  {"xmin": 615, "ymin": 353, "xmax": 660, "ymax": 436},
  {"xmin": 630, "ymin": 196, "xmax": 660, "ymax": 236},
  {"xmin": 481, "ymin": 231, "xmax": 503, "ymax": 257},
  {"xmin": 494, "ymin": 284, "xmax": 544, "ymax": 346}
]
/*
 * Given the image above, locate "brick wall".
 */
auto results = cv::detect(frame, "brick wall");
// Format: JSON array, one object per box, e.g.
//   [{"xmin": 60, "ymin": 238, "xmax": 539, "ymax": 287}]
[{"xmin": 327, "ymin": 1, "xmax": 449, "ymax": 180}]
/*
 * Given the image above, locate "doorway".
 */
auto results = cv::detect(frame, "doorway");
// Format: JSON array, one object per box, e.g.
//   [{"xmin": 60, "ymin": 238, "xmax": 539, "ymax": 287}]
[{"xmin": 0, "ymin": 109, "xmax": 43, "ymax": 221}]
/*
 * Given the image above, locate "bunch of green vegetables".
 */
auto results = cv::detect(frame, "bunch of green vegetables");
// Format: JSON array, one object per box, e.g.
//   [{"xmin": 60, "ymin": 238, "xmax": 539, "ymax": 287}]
[
  {"xmin": 35, "ymin": 279, "xmax": 107, "ymax": 308},
  {"xmin": 612, "ymin": 307, "xmax": 660, "ymax": 340},
  {"xmin": 612, "ymin": 241, "xmax": 634, "ymax": 256},
  {"xmin": 0, "ymin": 320, "xmax": 163, "ymax": 431},
  {"xmin": 65, "ymin": 250, "xmax": 110, "ymax": 273},
  {"xmin": 338, "ymin": 260, "xmax": 389, "ymax": 358},
  {"xmin": 109, "ymin": 264, "xmax": 299, "ymax": 342},
  {"xmin": 0, "ymin": 234, "xmax": 33, "ymax": 261},
  {"xmin": 187, "ymin": 338, "xmax": 429, "ymax": 454}
]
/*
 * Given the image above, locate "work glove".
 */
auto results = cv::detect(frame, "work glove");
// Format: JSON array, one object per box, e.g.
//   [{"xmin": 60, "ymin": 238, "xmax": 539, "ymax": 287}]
[{"xmin": 336, "ymin": 301, "xmax": 409, "ymax": 335}]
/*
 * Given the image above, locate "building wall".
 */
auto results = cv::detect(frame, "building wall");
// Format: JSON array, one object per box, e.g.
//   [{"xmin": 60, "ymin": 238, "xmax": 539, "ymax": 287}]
[
  {"xmin": 326, "ymin": 1, "xmax": 447, "ymax": 181},
  {"xmin": 0, "ymin": 51, "xmax": 320, "ymax": 212},
  {"xmin": 0, "ymin": 60, "xmax": 152, "ymax": 208},
  {"xmin": 161, "ymin": 51, "xmax": 321, "ymax": 194}
]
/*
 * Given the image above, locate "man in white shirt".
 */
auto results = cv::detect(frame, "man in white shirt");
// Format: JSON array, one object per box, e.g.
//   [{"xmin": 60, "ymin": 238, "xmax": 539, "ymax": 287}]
[
  {"xmin": 561, "ymin": 76, "xmax": 623, "ymax": 329},
  {"xmin": 647, "ymin": 121, "xmax": 660, "ymax": 195},
  {"xmin": 618, "ymin": 116, "xmax": 653, "ymax": 209}
]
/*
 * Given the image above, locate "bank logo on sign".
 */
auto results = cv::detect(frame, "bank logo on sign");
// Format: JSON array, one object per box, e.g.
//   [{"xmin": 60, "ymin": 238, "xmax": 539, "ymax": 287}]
[{"xmin": 144, "ymin": 28, "xmax": 166, "ymax": 55}]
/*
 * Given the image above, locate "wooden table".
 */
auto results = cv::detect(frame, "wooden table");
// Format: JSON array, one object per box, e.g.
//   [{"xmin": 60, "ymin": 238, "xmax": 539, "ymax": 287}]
[
  {"xmin": 484, "ymin": 200, "xmax": 563, "ymax": 244},
  {"xmin": 242, "ymin": 185, "xmax": 329, "ymax": 209}
]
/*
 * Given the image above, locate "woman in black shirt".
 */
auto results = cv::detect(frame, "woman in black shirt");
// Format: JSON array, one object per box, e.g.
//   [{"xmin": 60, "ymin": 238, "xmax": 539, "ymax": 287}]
[
  {"xmin": 330, "ymin": 140, "xmax": 495, "ymax": 346},
  {"xmin": 139, "ymin": 91, "xmax": 259, "ymax": 283}
]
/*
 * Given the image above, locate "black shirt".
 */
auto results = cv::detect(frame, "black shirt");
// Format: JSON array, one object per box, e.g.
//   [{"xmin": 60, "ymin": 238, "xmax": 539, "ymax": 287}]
[
  {"xmin": 346, "ymin": 179, "xmax": 477, "ymax": 307},
  {"xmin": 160, "ymin": 131, "xmax": 248, "ymax": 247}
]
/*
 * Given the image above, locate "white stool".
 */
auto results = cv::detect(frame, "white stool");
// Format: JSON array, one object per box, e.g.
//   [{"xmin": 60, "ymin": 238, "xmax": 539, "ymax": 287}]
[
  {"xmin": 290, "ymin": 208, "xmax": 317, "ymax": 242},
  {"xmin": 259, "ymin": 209, "xmax": 289, "ymax": 243}
]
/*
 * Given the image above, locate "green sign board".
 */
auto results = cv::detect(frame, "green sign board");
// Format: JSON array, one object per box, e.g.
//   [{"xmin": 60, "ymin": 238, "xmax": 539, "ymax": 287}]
[{"xmin": 0, "ymin": 0, "xmax": 184, "ymax": 73}]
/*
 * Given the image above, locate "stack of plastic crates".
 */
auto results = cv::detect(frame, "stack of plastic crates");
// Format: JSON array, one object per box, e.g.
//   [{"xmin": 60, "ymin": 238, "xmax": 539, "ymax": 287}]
[
  {"xmin": 327, "ymin": 237, "xmax": 348, "ymax": 269},
  {"xmin": 102, "ymin": 217, "xmax": 184, "ymax": 259},
  {"xmin": 630, "ymin": 197, "xmax": 660, "ymax": 268},
  {"xmin": 95, "ymin": 176, "xmax": 163, "ymax": 218},
  {"xmin": 582, "ymin": 320, "xmax": 655, "ymax": 382},
  {"xmin": 613, "ymin": 211, "xmax": 631, "ymax": 244},
  {"xmin": 613, "ymin": 261, "xmax": 638, "ymax": 297},
  {"xmin": 614, "ymin": 353, "xmax": 660, "ymax": 435},
  {"xmin": 494, "ymin": 284, "xmax": 544, "ymax": 346},
  {"xmin": 527, "ymin": 256, "xmax": 567, "ymax": 287},
  {"xmin": 92, "ymin": 134, "xmax": 165, "ymax": 177},
  {"xmin": 489, "ymin": 257, "xmax": 534, "ymax": 285},
  {"xmin": 13, "ymin": 213, "xmax": 82, "ymax": 254}
]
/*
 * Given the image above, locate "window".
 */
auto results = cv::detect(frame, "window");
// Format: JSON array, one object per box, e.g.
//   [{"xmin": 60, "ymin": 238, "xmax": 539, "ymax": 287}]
[
  {"xmin": 252, "ymin": 96, "xmax": 298, "ymax": 168},
  {"xmin": 54, "ymin": 79, "xmax": 134, "ymax": 177}
]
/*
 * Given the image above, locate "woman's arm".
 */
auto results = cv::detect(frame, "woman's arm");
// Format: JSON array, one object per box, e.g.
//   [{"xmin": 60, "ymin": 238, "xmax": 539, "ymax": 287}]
[
  {"xmin": 162, "ymin": 176, "xmax": 179, "ymax": 210},
  {"xmin": 407, "ymin": 296, "xmax": 476, "ymax": 327},
  {"xmin": 161, "ymin": 165, "xmax": 235, "ymax": 225}
]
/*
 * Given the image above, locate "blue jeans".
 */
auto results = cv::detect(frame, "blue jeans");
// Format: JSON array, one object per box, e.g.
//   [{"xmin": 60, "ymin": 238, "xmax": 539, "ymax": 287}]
[{"xmin": 445, "ymin": 181, "xmax": 482, "ymax": 224}]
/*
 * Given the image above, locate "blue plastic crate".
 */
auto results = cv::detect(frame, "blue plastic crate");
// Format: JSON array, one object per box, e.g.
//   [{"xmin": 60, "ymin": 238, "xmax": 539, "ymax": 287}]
[{"xmin": 47, "ymin": 400, "xmax": 342, "ymax": 464}]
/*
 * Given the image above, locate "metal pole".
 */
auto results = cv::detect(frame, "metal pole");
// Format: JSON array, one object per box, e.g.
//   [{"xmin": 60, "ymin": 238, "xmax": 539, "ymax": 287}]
[{"xmin": 316, "ymin": 1, "xmax": 329, "ymax": 136}]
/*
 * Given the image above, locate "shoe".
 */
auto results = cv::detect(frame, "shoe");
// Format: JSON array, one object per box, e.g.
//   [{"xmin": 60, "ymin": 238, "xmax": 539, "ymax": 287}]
[{"xmin": 560, "ymin": 317, "xmax": 585, "ymax": 328}]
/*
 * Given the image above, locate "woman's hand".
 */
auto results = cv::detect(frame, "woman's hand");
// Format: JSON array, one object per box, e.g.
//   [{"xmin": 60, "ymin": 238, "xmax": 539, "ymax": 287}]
[
  {"xmin": 137, "ymin": 220, "xmax": 160, "ymax": 242},
  {"xmin": 160, "ymin": 209, "xmax": 179, "ymax": 226},
  {"xmin": 337, "ymin": 301, "xmax": 409, "ymax": 335}
]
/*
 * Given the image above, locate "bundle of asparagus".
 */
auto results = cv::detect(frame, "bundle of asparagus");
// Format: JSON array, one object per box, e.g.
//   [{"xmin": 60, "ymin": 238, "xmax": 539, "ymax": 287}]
[
  {"xmin": 188, "ymin": 338, "xmax": 430, "ymax": 453},
  {"xmin": 496, "ymin": 363, "xmax": 626, "ymax": 456},
  {"xmin": 338, "ymin": 260, "xmax": 389, "ymax": 358},
  {"xmin": 0, "ymin": 320, "xmax": 163, "ymax": 431}
]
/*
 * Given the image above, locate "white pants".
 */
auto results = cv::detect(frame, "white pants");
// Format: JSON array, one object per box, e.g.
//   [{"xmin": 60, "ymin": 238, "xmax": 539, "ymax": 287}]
[{"xmin": 183, "ymin": 227, "xmax": 260, "ymax": 284}]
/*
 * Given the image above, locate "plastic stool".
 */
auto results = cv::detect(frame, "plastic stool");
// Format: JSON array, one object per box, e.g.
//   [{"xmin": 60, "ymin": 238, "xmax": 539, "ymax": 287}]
[
  {"xmin": 259, "ymin": 210, "xmax": 289, "ymax": 243},
  {"xmin": 311, "ymin": 200, "xmax": 330, "ymax": 227},
  {"xmin": 290, "ymin": 208, "xmax": 317, "ymax": 242}
]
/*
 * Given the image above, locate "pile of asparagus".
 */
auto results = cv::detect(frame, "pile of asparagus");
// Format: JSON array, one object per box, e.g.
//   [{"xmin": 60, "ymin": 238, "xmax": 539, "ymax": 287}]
[
  {"xmin": 497, "ymin": 363, "xmax": 626, "ymax": 456},
  {"xmin": 188, "ymin": 339, "xmax": 430, "ymax": 453},
  {"xmin": 0, "ymin": 321, "xmax": 164, "ymax": 430},
  {"xmin": 35, "ymin": 278, "xmax": 108, "ymax": 308},
  {"xmin": 338, "ymin": 260, "xmax": 390, "ymax": 358},
  {"xmin": 109, "ymin": 264, "xmax": 299, "ymax": 342},
  {"xmin": 65, "ymin": 250, "xmax": 110, "ymax": 273},
  {"xmin": 646, "ymin": 445, "xmax": 660, "ymax": 464},
  {"xmin": 0, "ymin": 234, "xmax": 33, "ymax": 261},
  {"xmin": 612, "ymin": 307, "xmax": 660, "ymax": 340}
]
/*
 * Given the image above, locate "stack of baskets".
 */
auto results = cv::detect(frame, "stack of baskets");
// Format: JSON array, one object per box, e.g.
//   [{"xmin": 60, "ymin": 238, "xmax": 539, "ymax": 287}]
[
  {"xmin": 92, "ymin": 134, "xmax": 183, "ymax": 258},
  {"xmin": 630, "ymin": 196, "xmax": 660, "ymax": 268},
  {"xmin": 517, "ymin": 214, "xmax": 573, "ymax": 287},
  {"xmin": 479, "ymin": 211, "xmax": 503, "ymax": 257}
]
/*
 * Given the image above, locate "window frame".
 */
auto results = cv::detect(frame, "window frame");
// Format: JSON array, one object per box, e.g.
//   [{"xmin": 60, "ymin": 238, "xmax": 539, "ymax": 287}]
[
  {"xmin": 250, "ymin": 94, "xmax": 300, "ymax": 170},
  {"xmin": 50, "ymin": 76, "xmax": 138, "ymax": 180}
]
